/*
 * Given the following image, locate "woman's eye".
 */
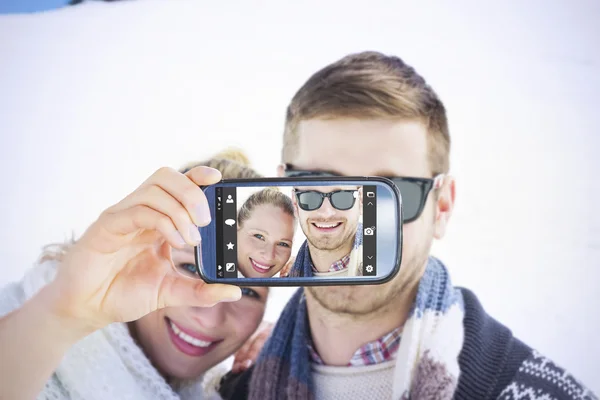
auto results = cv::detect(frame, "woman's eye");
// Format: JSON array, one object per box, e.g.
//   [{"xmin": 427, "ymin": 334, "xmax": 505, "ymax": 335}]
[
  {"xmin": 240, "ymin": 287, "xmax": 261, "ymax": 300},
  {"xmin": 253, "ymin": 234, "xmax": 264, "ymax": 240},
  {"xmin": 177, "ymin": 263, "xmax": 197, "ymax": 274},
  {"xmin": 279, "ymin": 242, "xmax": 290, "ymax": 248}
]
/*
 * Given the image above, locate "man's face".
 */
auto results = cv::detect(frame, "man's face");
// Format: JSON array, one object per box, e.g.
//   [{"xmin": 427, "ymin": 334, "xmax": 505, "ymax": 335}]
[
  {"xmin": 278, "ymin": 118, "xmax": 454, "ymax": 316},
  {"xmin": 293, "ymin": 185, "xmax": 362, "ymax": 252}
]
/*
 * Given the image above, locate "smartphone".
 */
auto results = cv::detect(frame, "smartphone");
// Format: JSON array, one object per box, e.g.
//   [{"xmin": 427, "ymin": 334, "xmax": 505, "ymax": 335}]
[{"xmin": 195, "ymin": 177, "xmax": 403, "ymax": 286}]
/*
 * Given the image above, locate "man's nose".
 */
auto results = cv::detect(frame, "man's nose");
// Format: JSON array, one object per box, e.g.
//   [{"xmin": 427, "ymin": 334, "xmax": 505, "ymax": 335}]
[{"xmin": 316, "ymin": 198, "xmax": 337, "ymax": 218}]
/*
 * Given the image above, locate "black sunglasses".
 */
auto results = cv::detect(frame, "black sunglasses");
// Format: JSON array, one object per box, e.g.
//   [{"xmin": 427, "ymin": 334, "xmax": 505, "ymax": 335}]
[
  {"xmin": 284, "ymin": 164, "xmax": 444, "ymax": 223},
  {"xmin": 294, "ymin": 189, "xmax": 359, "ymax": 211}
]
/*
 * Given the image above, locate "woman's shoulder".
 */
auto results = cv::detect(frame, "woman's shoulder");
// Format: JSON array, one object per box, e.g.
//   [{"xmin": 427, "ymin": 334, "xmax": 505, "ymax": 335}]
[
  {"xmin": 202, "ymin": 366, "xmax": 230, "ymax": 400},
  {"xmin": 173, "ymin": 364, "xmax": 228, "ymax": 400},
  {"xmin": 0, "ymin": 259, "xmax": 59, "ymax": 318}
]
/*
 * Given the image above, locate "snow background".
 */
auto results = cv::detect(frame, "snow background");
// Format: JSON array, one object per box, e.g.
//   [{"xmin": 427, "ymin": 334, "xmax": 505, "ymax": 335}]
[{"xmin": 0, "ymin": 0, "xmax": 598, "ymax": 392}]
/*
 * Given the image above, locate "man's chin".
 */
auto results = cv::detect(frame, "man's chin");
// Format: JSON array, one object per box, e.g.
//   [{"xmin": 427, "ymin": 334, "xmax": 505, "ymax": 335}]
[
  {"xmin": 306, "ymin": 285, "xmax": 389, "ymax": 316},
  {"xmin": 306, "ymin": 236, "xmax": 349, "ymax": 252}
]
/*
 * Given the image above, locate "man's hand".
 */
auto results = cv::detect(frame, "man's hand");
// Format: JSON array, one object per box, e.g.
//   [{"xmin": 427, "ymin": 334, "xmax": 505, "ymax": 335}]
[
  {"xmin": 231, "ymin": 321, "xmax": 274, "ymax": 373},
  {"xmin": 279, "ymin": 255, "xmax": 296, "ymax": 277}
]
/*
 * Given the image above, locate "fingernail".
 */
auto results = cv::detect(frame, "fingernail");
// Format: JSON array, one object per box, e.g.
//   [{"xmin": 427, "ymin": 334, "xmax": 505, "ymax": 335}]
[
  {"xmin": 189, "ymin": 225, "xmax": 201, "ymax": 244},
  {"xmin": 206, "ymin": 167, "xmax": 222, "ymax": 179},
  {"xmin": 219, "ymin": 289, "xmax": 242, "ymax": 303},
  {"xmin": 220, "ymin": 297, "xmax": 241, "ymax": 303},
  {"xmin": 245, "ymin": 360, "xmax": 252, "ymax": 367},
  {"xmin": 196, "ymin": 204, "xmax": 211, "ymax": 226},
  {"xmin": 171, "ymin": 231, "xmax": 186, "ymax": 247}
]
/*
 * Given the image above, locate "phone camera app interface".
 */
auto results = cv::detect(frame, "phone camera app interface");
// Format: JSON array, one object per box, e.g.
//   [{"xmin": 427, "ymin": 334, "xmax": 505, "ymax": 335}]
[{"xmin": 216, "ymin": 185, "xmax": 377, "ymax": 279}]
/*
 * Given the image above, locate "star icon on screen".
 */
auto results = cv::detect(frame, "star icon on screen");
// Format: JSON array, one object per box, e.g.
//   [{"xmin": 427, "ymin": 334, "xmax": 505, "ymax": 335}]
[{"xmin": 226, "ymin": 242, "xmax": 235, "ymax": 250}]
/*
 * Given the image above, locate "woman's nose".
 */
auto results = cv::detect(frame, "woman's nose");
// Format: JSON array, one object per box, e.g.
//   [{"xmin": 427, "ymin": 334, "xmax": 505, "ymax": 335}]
[
  {"xmin": 190, "ymin": 302, "xmax": 227, "ymax": 329},
  {"xmin": 260, "ymin": 243, "xmax": 277, "ymax": 261}
]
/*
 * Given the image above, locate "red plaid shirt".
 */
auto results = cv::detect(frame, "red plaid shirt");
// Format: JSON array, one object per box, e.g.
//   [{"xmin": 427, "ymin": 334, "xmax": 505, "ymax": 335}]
[
  {"xmin": 307, "ymin": 325, "xmax": 403, "ymax": 366},
  {"xmin": 311, "ymin": 253, "xmax": 350, "ymax": 273}
]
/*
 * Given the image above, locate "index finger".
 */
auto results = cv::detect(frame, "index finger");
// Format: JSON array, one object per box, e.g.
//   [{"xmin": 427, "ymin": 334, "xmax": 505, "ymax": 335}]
[
  {"xmin": 180, "ymin": 166, "xmax": 222, "ymax": 226},
  {"xmin": 232, "ymin": 340, "xmax": 252, "ymax": 365},
  {"xmin": 114, "ymin": 166, "xmax": 222, "ymax": 227},
  {"xmin": 183, "ymin": 165, "xmax": 222, "ymax": 188},
  {"xmin": 281, "ymin": 256, "xmax": 295, "ymax": 277}
]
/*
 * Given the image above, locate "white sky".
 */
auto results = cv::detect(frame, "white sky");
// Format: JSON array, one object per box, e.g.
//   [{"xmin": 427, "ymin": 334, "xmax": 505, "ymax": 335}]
[{"xmin": 0, "ymin": 0, "xmax": 598, "ymax": 391}]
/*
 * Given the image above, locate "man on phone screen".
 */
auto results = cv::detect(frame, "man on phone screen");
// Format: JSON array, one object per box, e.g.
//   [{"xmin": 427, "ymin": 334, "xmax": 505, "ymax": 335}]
[{"xmin": 286, "ymin": 186, "xmax": 363, "ymax": 278}]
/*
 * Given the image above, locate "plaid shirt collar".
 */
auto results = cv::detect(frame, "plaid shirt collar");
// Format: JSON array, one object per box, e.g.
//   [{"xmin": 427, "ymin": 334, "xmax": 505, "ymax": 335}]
[
  {"xmin": 310, "ymin": 253, "xmax": 351, "ymax": 273},
  {"xmin": 307, "ymin": 325, "xmax": 403, "ymax": 366}
]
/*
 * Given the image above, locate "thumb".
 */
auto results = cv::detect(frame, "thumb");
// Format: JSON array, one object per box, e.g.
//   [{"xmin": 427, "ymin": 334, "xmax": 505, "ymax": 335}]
[{"xmin": 157, "ymin": 274, "xmax": 242, "ymax": 309}]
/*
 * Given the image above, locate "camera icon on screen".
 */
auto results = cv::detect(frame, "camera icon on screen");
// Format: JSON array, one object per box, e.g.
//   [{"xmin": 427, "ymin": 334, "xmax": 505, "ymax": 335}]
[{"xmin": 364, "ymin": 226, "xmax": 375, "ymax": 236}]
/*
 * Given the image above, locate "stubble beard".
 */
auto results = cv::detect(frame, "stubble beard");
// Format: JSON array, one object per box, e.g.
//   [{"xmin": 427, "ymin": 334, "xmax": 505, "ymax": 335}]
[
  {"xmin": 306, "ymin": 234, "xmax": 433, "ymax": 319},
  {"xmin": 302, "ymin": 219, "xmax": 357, "ymax": 252}
]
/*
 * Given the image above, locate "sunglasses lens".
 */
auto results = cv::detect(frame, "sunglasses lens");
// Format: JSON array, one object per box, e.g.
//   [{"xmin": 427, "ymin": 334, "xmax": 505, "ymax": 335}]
[
  {"xmin": 297, "ymin": 192, "xmax": 324, "ymax": 211},
  {"xmin": 330, "ymin": 191, "xmax": 356, "ymax": 210},
  {"xmin": 394, "ymin": 181, "xmax": 424, "ymax": 222}
]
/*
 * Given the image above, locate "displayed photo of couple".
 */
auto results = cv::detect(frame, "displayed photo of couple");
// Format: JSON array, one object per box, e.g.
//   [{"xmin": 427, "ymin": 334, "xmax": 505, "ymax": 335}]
[{"xmin": 232, "ymin": 185, "xmax": 365, "ymax": 279}]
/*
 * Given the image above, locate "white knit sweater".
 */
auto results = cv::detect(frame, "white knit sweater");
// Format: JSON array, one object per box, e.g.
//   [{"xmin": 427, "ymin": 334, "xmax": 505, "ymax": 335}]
[
  {"xmin": 311, "ymin": 360, "xmax": 396, "ymax": 400},
  {"xmin": 0, "ymin": 260, "xmax": 224, "ymax": 400}
]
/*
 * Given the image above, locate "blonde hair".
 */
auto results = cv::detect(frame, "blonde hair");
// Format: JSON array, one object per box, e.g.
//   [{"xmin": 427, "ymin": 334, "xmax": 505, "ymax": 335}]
[
  {"xmin": 179, "ymin": 147, "xmax": 256, "ymax": 179},
  {"xmin": 38, "ymin": 148, "xmax": 261, "ymax": 263},
  {"xmin": 282, "ymin": 51, "xmax": 450, "ymax": 176},
  {"xmin": 237, "ymin": 188, "xmax": 296, "ymax": 229}
]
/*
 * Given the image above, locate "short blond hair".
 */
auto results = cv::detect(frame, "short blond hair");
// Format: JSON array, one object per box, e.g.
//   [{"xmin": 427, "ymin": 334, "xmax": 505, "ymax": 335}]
[
  {"xmin": 282, "ymin": 51, "xmax": 450, "ymax": 176},
  {"xmin": 39, "ymin": 148, "xmax": 261, "ymax": 263}
]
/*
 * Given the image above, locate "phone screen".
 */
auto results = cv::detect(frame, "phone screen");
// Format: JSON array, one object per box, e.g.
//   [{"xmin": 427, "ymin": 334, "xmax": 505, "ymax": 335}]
[{"xmin": 197, "ymin": 177, "xmax": 402, "ymax": 286}]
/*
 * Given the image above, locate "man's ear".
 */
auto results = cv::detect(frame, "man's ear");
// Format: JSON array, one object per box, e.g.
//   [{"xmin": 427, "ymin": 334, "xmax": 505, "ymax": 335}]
[
  {"xmin": 358, "ymin": 187, "xmax": 363, "ymax": 215},
  {"xmin": 276, "ymin": 164, "xmax": 286, "ymax": 177},
  {"xmin": 433, "ymin": 176, "xmax": 456, "ymax": 240},
  {"xmin": 290, "ymin": 188, "xmax": 300, "ymax": 217}
]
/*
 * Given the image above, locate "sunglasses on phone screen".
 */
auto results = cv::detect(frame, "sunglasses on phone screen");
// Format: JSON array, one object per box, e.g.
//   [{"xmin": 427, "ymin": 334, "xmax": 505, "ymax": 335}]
[{"xmin": 294, "ymin": 189, "xmax": 359, "ymax": 211}]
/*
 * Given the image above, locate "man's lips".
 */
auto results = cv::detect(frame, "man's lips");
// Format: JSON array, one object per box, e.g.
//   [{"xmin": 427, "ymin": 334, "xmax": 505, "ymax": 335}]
[{"xmin": 311, "ymin": 221, "xmax": 343, "ymax": 232}]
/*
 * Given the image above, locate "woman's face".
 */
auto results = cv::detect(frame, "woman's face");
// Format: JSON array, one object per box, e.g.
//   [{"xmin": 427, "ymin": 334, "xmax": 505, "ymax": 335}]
[
  {"xmin": 132, "ymin": 247, "xmax": 268, "ymax": 381},
  {"xmin": 236, "ymin": 204, "xmax": 295, "ymax": 278}
]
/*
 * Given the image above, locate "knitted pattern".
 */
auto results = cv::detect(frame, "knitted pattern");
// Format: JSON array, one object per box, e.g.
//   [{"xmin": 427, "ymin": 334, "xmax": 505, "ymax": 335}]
[
  {"xmin": 247, "ymin": 256, "xmax": 465, "ymax": 400},
  {"xmin": 218, "ymin": 287, "xmax": 599, "ymax": 400},
  {"xmin": 497, "ymin": 350, "xmax": 597, "ymax": 400},
  {"xmin": 0, "ymin": 260, "xmax": 223, "ymax": 400},
  {"xmin": 311, "ymin": 360, "xmax": 397, "ymax": 399}
]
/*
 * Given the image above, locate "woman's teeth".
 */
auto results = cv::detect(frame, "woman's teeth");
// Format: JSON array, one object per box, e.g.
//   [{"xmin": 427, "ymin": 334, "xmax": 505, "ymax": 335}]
[
  {"xmin": 170, "ymin": 321, "xmax": 212, "ymax": 348},
  {"xmin": 251, "ymin": 259, "xmax": 271, "ymax": 270}
]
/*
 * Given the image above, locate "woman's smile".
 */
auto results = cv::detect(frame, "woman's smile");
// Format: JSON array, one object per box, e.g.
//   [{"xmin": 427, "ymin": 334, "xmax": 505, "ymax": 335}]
[
  {"xmin": 165, "ymin": 317, "xmax": 222, "ymax": 357},
  {"xmin": 249, "ymin": 257, "xmax": 275, "ymax": 274}
]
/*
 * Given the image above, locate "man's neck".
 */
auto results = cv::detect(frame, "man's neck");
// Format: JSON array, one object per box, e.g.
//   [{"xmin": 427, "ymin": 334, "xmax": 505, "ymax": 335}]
[
  {"xmin": 308, "ymin": 242, "xmax": 353, "ymax": 272},
  {"xmin": 304, "ymin": 283, "xmax": 418, "ymax": 366}
]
